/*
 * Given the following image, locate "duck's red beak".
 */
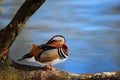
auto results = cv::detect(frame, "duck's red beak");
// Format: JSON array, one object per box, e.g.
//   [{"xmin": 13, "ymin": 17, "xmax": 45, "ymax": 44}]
[{"xmin": 63, "ymin": 43, "xmax": 69, "ymax": 56}]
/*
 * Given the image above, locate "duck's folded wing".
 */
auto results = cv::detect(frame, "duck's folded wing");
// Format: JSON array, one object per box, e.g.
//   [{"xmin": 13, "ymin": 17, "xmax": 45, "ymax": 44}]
[
  {"xmin": 38, "ymin": 44, "xmax": 56, "ymax": 50},
  {"xmin": 18, "ymin": 44, "xmax": 56, "ymax": 61}
]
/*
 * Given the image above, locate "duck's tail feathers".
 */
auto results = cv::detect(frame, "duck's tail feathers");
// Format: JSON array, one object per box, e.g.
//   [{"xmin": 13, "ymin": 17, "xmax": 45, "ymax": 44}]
[{"xmin": 18, "ymin": 52, "xmax": 33, "ymax": 61}]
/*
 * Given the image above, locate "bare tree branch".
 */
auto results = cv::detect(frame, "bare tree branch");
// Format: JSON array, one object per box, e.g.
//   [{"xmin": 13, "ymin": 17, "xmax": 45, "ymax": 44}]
[{"xmin": 0, "ymin": 0, "xmax": 45, "ymax": 59}]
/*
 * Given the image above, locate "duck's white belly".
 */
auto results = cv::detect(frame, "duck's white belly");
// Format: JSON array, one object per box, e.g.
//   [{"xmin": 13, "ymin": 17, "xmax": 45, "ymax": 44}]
[{"xmin": 26, "ymin": 56, "xmax": 67, "ymax": 67}]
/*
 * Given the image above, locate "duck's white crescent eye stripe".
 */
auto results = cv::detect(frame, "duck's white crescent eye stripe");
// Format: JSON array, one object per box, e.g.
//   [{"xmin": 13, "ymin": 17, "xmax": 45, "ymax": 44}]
[{"xmin": 52, "ymin": 37, "xmax": 64, "ymax": 41}]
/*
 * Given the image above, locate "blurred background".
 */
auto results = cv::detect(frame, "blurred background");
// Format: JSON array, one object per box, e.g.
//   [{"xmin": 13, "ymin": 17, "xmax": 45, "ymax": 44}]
[{"xmin": 0, "ymin": 0, "xmax": 120, "ymax": 74}]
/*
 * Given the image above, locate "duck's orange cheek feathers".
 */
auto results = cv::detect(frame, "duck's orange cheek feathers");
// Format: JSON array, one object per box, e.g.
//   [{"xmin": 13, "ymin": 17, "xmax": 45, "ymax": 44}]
[{"xmin": 30, "ymin": 44, "xmax": 43, "ymax": 57}]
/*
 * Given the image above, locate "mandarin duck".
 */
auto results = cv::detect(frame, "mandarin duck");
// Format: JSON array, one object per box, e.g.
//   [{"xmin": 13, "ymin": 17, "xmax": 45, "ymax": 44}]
[{"xmin": 18, "ymin": 35, "xmax": 69, "ymax": 71}]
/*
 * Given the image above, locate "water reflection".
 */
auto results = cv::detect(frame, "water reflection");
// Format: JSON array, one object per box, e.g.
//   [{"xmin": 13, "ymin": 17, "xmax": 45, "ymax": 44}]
[{"xmin": 1, "ymin": 0, "xmax": 120, "ymax": 74}]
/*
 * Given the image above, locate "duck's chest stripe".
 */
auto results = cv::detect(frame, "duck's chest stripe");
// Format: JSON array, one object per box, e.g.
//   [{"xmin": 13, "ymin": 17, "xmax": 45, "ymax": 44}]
[{"xmin": 58, "ymin": 48, "xmax": 67, "ymax": 59}]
